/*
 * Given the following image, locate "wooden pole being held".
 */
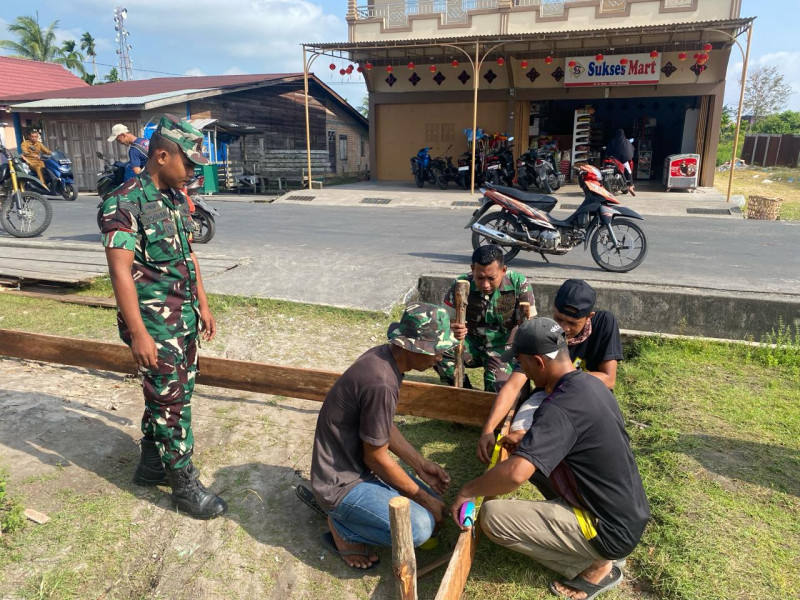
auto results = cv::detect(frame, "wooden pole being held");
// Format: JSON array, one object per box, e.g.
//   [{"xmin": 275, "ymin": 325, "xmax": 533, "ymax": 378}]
[
  {"xmin": 727, "ymin": 24, "xmax": 752, "ymax": 203},
  {"xmin": 453, "ymin": 279, "xmax": 470, "ymax": 389},
  {"xmin": 389, "ymin": 496, "xmax": 417, "ymax": 600},
  {"xmin": 302, "ymin": 46, "xmax": 314, "ymax": 191},
  {"xmin": 470, "ymin": 41, "xmax": 479, "ymax": 194}
]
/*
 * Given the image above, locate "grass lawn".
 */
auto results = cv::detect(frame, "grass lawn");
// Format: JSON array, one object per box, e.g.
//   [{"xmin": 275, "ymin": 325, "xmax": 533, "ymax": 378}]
[
  {"xmin": 1, "ymin": 290, "xmax": 798, "ymax": 599},
  {"xmin": 714, "ymin": 166, "xmax": 800, "ymax": 220}
]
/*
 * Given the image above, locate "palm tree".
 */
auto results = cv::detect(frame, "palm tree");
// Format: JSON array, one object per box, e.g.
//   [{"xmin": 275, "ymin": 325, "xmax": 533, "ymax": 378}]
[
  {"xmin": 80, "ymin": 31, "xmax": 97, "ymax": 79},
  {"xmin": 60, "ymin": 39, "xmax": 86, "ymax": 75}
]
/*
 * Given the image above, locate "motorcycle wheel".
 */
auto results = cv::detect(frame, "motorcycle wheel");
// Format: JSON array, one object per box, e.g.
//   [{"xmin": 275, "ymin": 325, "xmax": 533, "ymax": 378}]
[
  {"xmin": 518, "ymin": 173, "xmax": 529, "ymax": 191},
  {"xmin": 191, "ymin": 209, "xmax": 216, "ymax": 244},
  {"xmin": 62, "ymin": 183, "xmax": 78, "ymax": 201},
  {"xmin": 471, "ymin": 211, "xmax": 521, "ymax": 264},
  {"xmin": 1, "ymin": 191, "xmax": 53, "ymax": 238},
  {"xmin": 456, "ymin": 174, "xmax": 469, "ymax": 190},
  {"xmin": 542, "ymin": 175, "xmax": 554, "ymax": 194},
  {"xmin": 491, "ymin": 170, "xmax": 501, "ymax": 185},
  {"xmin": 434, "ymin": 170, "xmax": 448, "ymax": 190},
  {"xmin": 547, "ymin": 173, "xmax": 561, "ymax": 192},
  {"xmin": 590, "ymin": 218, "xmax": 648, "ymax": 273},
  {"xmin": 414, "ymin": 171, "xmax": 425, "ymax": 188}
]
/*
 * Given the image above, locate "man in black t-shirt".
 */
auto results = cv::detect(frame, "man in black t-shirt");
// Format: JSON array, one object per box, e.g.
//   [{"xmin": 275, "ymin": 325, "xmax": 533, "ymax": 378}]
[
  {"xmin": 451, "ymin": 318, "xmax": 649, "ymax": 600},
  {"xmin": 476, "ymin": 279, "xmax": 623, "ymax": 464},
  {"xmin": 309, "ymin": 303, "xmax": 457, "ymax": 570}
]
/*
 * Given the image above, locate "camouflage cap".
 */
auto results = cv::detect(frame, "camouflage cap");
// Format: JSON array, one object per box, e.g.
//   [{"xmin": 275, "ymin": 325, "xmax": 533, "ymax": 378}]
[
  {"xmin": 387, "ymin": 302, "xmax": 457, "ymax": 355},
  {"xmin": 156, "ymin": 114, "xmax": 209, "ymax": 166}
]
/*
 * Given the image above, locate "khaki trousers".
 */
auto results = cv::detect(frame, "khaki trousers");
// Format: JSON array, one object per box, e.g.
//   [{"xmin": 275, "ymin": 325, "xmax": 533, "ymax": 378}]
[{"xmin": 481, "ymin": 497, "xmax": 604, "ymax": 580}]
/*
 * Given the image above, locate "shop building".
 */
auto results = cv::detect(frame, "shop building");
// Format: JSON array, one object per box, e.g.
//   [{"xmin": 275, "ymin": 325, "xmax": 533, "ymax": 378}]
[{"xmin": 305, "ymin": 0, "xmax": 751, "ymax": 187}]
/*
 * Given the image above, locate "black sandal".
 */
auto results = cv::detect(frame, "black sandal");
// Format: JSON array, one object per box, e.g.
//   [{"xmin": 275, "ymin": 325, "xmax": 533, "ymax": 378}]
[
  {"xmin": 295, "ymin": 484, "xmax": 328, "ymax": 519},
  {"xmin": 548, "ymin": 566, "xmax": 623, "ymax": 599}
]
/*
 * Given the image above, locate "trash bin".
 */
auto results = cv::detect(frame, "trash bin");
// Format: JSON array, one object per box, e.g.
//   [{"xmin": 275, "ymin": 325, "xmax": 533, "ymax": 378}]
[
  {"xmin": 662, "ymin": 153, "xmax": 700, "ymax": 191},
  {"xmin": 196, "ymin": 164, "xmax": 218, "ymax": 195}
]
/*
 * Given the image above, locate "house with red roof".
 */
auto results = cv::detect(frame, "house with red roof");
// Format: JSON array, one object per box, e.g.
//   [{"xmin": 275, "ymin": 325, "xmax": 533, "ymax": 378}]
[
  {"xmin": 4, "ymin": 72, "xmax": 368, "ymax": 190},
  {"xmin": 0, "ymin": 56, "xmax": 88, "ymax": 152}
]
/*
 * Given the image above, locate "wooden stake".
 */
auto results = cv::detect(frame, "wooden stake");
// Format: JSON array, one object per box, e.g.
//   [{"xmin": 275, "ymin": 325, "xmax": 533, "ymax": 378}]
[
  {"xmin": 453, "ymin": 280, "xmax": 470, "ymax": 389},
  {"xmin": 389, "ymin": 496, "xmax": 417, "ymax": 600},
  {"xmin": 518, "ymin": 300, "xmax": 535, "ymax": 322}
]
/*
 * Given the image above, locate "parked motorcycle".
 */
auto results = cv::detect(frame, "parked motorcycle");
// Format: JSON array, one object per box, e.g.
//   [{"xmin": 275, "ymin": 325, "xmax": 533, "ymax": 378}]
[
  {"xmin": 467, "ymin": 164, "xmax": 648, "ymax": 272},
  {"xmin": 184, "ymin": 175, "xmax": 219, "ymax": 244},
  {"xmin": 410, "ymin": 146, "xmax": 437, "ymax": 188},
  {"xmin": 481, "ymin": 182, "xmax": 557, "ymax": 213},
  {"xmin": 600, "ymin": 154, "xmax": 633, "ymax": 196},
  {"xmin": 484, "ymin": 137, "xmax": 515, "ymax": 186},
  {"xmin": 456, "ymin": 148, "xmax": 484, "ymax": 189},
  {"xmin": 517, "ymin": 148, "xmax": 563, "ymax": 193},
  {"xmin": 95, "ymin": 151, "xmax": 127, "ymax": 200},
  {"xmin": 430, "ymin": 144, "xmax": 461, "ymax": 190},
  {"xmin": 0, "ymin": 146, "xmax": 53, "ymax": 237},
  {"xmin": 22, "ymin": 149, "xmax": 78, "ymax": 201}
]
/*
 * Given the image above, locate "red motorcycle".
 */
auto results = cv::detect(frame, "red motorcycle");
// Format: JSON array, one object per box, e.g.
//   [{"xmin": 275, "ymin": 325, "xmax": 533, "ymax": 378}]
[
  {"xmin": 600, "ymin": 155, "xmax": 634, "ymax": 196},
  {"xmin": 467, "ymin": 165, "xmax": 647, "ymax": 272}
]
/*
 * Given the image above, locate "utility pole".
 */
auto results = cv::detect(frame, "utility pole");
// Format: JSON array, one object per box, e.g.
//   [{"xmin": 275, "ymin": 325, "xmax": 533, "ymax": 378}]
[{"xmin": 113, "ymin": 7, "xmax": 134, "ymax": 81}]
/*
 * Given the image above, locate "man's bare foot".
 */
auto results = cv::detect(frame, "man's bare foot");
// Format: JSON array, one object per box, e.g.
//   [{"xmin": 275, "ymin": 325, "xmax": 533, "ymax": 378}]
[
  {"xmin": 327, "ymin": 517, "xmax": 379, "ymax": 569},
  {"xmin": 552, "ymin": 560, "xmax": 613, "ymax": 599}
]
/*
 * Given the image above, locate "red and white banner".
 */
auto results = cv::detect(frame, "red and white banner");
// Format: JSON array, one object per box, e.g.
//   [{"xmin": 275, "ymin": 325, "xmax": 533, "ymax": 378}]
[{"xmin": 564, "ymin": 54, "xmax": 661, "ymax": 87}]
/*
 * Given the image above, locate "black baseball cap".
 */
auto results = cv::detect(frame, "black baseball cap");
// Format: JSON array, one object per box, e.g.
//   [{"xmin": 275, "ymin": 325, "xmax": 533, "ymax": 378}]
[
  {"xmin": 500, "ymin": 317, "xmax": 567, "ymax": 361},
  {"xmin": 554, "ymin": 279, "xmax": 596, "ymax": 318}
]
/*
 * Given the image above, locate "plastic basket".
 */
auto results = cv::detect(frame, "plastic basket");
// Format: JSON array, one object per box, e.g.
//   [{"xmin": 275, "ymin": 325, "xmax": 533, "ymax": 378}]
[{"xmin": 746, "ymin": 195, "xmax": 782, "ymax": 220}]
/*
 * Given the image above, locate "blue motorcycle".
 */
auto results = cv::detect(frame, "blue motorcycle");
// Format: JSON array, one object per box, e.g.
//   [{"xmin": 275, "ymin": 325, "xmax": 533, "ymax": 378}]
[
  {"xmin": 410, "ymin": 146, "xmax": 437, "ymax": 188},
  {"xmin": 25, "ymin": 149, "xmax": 78, "ymax": 201}
]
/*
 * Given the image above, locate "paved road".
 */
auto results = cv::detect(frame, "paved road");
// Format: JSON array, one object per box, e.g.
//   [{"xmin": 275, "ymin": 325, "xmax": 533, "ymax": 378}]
[{"xmin": 5, "ymin": 195, "xmax": 799, "ymax": 311}]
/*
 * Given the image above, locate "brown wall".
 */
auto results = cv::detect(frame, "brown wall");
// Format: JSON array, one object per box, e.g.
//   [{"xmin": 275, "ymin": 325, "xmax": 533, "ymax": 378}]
[{"xmin": 743, "ymin": 134, "xmax": 800, "ymax": 167}]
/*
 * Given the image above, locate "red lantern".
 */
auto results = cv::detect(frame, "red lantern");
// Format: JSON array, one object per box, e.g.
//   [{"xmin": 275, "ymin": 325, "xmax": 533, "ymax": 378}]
[
  {"xmin": 650, "ymin": 50, "xmax": 659, "ymax": 58},
  {"xmin": 678, "ymin": 52, "xmax": 687, "ymax": 61},
  {"xmin": 620, "ymin": 57, "xmax": 628, "ymax": 65},
  {"xmin": 568, "ymin": 60, "xmax": 576, "ymax": 68},
  {"xmin": 595, "ymin": 53, "xmax": 604, "ymax": 62},
  {"xmin": 329, "ymin": 63, "xmax": 336, "ymax": 70},
  {"xmin": 356, "ymin": 66, "xmax": 363, "ymax": 73},
  {"xmin": 346, "ymin": 66, "xmax": 353, "ymax": 74},
  {"xmin": 339, "ymin": 69, "xmax": 346, "ymax": 75},
  {"xmin": 365, "ymin": 62, "xmax": 373, "ymax": 70},
  {"xmin": 520, "ymin": 60, "xmax": 529, "ymax": 69},
  {"xmin": 697, "ymin": 53, "xmax": 709, "ymax": 65},
  {"xmin": 429, "ymin": 64, "xmax": 436, "ymax": 72},
  {"xmin": 451, "ymin": 59, "xmax": 459, "ymax": 68},
  {"xmin": 545, "ymin": 56, "xmax": 553, "ymax": 65},
  {"xmin": 386, "ymin": 65, "xmax": 393, "ymax": 73},
  {"xmin": 693, "ymin": 53, "xmax": 700, "ymax": 60},
  {"xmin": 407, "ymin": 61, "xmax": 415, "ymax": 70},
  {"xmin": 497, "ymin": 57, "xmax": 505, "ymax": 66},
  {"xmin": 702, "ymin": 43, "xmax": 712, "ymax": 52}
]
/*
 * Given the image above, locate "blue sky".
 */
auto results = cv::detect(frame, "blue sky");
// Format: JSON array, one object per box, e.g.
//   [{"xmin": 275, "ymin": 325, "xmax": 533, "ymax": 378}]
[{"xmin": 0, "ymin": 0, "xmax": 797, "ymax": 111}]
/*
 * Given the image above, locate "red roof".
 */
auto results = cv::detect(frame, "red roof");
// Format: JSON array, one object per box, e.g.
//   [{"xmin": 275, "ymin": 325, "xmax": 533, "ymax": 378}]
[
  {"xmin": 0, "ymin": 56, "xmax": 88, "ymax": 101},
  {"xmin": 3, "ymin": 73, "xmax": 304, "ymax": 102}
]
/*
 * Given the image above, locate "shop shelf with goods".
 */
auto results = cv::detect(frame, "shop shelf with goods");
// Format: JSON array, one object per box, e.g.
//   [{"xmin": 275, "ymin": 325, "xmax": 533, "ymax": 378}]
[
  {"xmin": 570, "ymin": 108, "xmax": 594, "ymax": 181},
  {"xmin": 633, "ymin": 116, "xmax": 656, "ymax": 180}
]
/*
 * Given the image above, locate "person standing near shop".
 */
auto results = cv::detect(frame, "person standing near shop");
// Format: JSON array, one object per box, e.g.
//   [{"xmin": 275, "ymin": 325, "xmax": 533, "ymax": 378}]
[
  {"xmin": 605, "ymin": 128, "xmax": 636, "ymax": 196},
  {"xmin": 98, "ymin": 114, "xmax": 226, "ymax": 520}
]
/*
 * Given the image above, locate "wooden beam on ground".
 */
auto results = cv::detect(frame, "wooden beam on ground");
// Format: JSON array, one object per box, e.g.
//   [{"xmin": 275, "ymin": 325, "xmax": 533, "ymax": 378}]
[{"xmin": 0, "ymin": 329, "xmax": 496, "ymax": 426}]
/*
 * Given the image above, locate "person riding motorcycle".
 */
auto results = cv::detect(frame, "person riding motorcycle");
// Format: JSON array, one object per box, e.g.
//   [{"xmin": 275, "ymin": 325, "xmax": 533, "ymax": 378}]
[
  {"xmin": 107, "ymin": 123, "xmax": 149, "ymax": 182},
  {"xmin": 605, "ymin": 129, "xmax": 635, "ymax": 196},
  {"xmin": 20, "ymin": 129, "xmax": 52, "ymax": 185}
]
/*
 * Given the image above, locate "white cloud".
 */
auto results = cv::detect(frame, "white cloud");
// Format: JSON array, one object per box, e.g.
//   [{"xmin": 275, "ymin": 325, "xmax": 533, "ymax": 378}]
[
  {"xmin": 184, "ymin": 67, "xmax": 207, "ymax": 77},
  {"xmin": 223, "ymin": 66, "xmax": 247, "ymax": 75},
  {"xmin": 725, "ymin": 51, "xmax": 800, "ymax": 111}
]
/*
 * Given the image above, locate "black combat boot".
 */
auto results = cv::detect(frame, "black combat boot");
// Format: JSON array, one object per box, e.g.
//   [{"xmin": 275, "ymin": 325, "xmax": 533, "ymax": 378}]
[
  {"xmin": 166, "ymin": 463, "xmax": 227, "ymax": 519},
  {"xmin": 133, "ymin": 439, "xmax": 198, "ymax": 486}
]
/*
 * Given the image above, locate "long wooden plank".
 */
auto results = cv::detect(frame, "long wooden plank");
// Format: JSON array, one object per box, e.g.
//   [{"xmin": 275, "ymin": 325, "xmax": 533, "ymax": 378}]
[
  {"xmin": 3, "ymin": 290, "xmax": 116, "ymax": 308},
  {"xmin": 0, "ymin": 329, "xmax": 495, "ymax": 425}
]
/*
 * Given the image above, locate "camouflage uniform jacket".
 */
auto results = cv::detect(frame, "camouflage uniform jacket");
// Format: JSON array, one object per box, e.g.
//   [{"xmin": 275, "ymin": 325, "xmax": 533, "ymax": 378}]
[
  {"xmin": 443, "ymin": 270, "xmax": 534, "ymax": 350},
  {"xmin": 98, "ymin": 171, "xmax": 199, "ymax": 342}
]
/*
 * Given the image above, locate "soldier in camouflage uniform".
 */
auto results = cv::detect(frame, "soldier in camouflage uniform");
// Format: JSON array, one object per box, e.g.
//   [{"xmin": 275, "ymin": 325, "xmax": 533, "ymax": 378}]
[
  {"xmin": 436, "ymin": 244, "xmax": 536, "ymax": 392},
  {"xmin": 309, "ymin": 303, "xmax": 456, "ymax": 569},
  {"xmin": 98, "ymin": 114, "xmax": 226, "ymax": 520}
]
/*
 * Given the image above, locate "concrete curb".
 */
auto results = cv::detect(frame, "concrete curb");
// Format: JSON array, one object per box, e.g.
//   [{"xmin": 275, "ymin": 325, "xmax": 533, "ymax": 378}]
[{"xmin": 418, "ymin": 274, "xmax": 800, "ymax": 342}]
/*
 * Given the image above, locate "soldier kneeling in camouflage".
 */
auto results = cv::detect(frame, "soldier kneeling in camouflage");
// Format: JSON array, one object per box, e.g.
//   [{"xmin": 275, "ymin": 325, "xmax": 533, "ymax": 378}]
[
  {"xmin": 436, "ymin": 244, "xmax": 536, "ymax": 392},
  {"xmin": 98, "ymin": 115, "xmax": 226, "ymax": 519}
]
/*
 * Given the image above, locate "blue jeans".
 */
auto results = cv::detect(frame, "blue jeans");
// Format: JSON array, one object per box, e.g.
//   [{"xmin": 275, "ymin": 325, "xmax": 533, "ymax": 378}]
[{"xmin": 328, "ymin": 476, "xmax": 437, "ymax": 547}]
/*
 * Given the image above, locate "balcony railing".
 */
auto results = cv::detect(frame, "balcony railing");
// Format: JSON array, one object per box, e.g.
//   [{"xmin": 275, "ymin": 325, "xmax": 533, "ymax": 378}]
[{"xmin": 355, "ymin": 0, "xmax": 499, "ymax": 27}]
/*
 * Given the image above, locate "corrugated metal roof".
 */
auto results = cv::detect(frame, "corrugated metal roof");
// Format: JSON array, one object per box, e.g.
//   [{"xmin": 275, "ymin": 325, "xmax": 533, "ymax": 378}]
[
  {"xmin": 0, "ymin": 56, "xmax": 88, "ymax": 101},
  {"xmin": 188, "ymin": 118, "xmax": 218, "ymax": 130},
  {"xmin": 10, "ymin": 89, "xmax": 213, "ymax": 110}
]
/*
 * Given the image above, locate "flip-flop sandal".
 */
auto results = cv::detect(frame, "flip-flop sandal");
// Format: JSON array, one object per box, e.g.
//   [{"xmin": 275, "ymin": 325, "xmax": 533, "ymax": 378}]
[
  {"xmin": 295, "ymin": 484, "xmax": 328, "ymax": 519},
  {"xmin": 548, "ymin": 566, "xmax": 622, "ymax": 599},
  {"xmin": 320, "ymin": 531, "xmax": 380, "ymax": 571}
]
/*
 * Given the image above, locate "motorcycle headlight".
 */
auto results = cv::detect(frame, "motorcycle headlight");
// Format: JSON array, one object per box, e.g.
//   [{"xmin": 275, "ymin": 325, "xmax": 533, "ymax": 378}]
[
  {"xmin": 20, "ymin": 163, "xmax": 31, "ymax": 174},
  {"xmin": 59, "ymin": 165, "xmax": 71, "ymax": 172}
]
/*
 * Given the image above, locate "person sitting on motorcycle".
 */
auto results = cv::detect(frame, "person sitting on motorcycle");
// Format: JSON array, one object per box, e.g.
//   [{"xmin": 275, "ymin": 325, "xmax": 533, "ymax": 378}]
[
  {"xmin": 435, "ymin": 244, "xmax": 536, "ymax": 393},
  {"xmin": 108, "ymin": 123, "xmax": 150, "ymax": 182},
  {"xmin": 605, "ymin": 129, "xmax": 636, "ymax": 196},
  {"xmin": 20, "ymin": 129, "xmax": 51, "ymax": 186}
]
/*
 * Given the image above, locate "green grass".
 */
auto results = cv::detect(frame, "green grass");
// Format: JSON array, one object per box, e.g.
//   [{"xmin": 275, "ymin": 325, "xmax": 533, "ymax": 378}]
[{"xmin": 1, "ymin": 294, "xmax": 798, "ymax": 598}]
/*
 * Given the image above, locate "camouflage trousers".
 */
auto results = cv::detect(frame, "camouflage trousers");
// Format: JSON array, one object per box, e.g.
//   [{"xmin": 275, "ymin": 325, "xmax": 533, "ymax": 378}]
[
  {"xmin": 136, "ymin": 335, "xmax": 198, "ymax": 470},
  {"xmin": 435, "ymin": 336, "xmax": 514, "ymax": 392}
]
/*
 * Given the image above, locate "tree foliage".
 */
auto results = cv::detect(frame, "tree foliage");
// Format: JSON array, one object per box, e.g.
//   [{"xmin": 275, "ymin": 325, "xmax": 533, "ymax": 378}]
[
  {"xmin": 0, "ymin": 13, "xmax": 85, "ymax": 75},
  {"xmin": 749, "ymin": 110, "xmax": 800, "ymax": 134},
  {"xmin": 80, "ymin": 31, "xmax": 98, "ymax": 79},
  {"xmin": 742, "ymin": 65, "xmax": 793, "ymax": 131},
  {"xmin": 104, "ymin": 68, "xmax": 121, "ymax": 83}
]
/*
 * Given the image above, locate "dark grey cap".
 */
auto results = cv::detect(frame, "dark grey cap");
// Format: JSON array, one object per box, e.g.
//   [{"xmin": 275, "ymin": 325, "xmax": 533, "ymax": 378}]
[
  {"xmin": 554, "ymin": 279, "xmax": 596, "ymax": 319},
  {"xmin": 500, "ymin": 317, "xmax": 567, "ymax": 362}
]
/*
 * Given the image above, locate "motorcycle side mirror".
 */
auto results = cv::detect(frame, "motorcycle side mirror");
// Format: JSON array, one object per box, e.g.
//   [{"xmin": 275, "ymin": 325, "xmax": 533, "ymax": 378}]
[
  {"xmin": 507, "ymin": 137, "xmax": 514, "ymax": 142},
  {"xmin": 96, "ymin": 151, "xmax": 104, "ymax": 159}
]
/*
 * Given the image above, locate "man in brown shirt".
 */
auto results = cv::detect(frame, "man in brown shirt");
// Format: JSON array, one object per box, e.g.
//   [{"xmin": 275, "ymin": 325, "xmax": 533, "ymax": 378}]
[{"xmin": 310, "ymin": 303, "xmax": 457, "ymax": 570}]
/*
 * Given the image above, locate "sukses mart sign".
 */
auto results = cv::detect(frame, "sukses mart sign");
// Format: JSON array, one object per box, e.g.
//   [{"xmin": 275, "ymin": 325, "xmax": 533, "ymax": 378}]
[{"xmin": 564, "ymin": 54, "xmax": 661, "ymax": 87}]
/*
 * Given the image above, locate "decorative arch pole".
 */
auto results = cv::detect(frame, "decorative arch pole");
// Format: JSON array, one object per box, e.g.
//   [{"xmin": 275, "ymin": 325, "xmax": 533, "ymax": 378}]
[{"xmin": 439, "ymin": 40, "xmax": 509, "ymax": 194}]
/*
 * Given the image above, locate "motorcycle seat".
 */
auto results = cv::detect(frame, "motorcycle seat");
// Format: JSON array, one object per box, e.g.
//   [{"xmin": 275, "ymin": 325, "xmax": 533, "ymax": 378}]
[
  {"xmin": 545, "ymin": 214, "xmax": 573, "ymax": 228},
  {"xmin": 489, "ymin": 184, "xmax": 557, "ymax": 207}
]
